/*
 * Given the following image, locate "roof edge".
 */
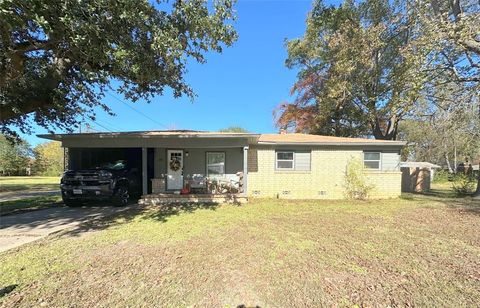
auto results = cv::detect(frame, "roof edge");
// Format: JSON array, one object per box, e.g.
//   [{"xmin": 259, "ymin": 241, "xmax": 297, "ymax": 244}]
[
  {"xmin": 37, "ymin": 132, "xmax": 261, "ymax": 141},
  {"xmin": 257, "ymin": 141, "xmax": 407, "ymax": 146}
]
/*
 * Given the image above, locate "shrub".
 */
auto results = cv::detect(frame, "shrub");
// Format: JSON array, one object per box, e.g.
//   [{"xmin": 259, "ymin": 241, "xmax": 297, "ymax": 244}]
[
  {"xmin": 432, "ymin": 169, "xmax": 451, "ymax": 183},
  {"xmin": 452, "ymin": 174, "xmax": 476, "ymax": 196},
  {"xmin": 344, "ymin": 158, "xmax": 375, "ymax": 200}
]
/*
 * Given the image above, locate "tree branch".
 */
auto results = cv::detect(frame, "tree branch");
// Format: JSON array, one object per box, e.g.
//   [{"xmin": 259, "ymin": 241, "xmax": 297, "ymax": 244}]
[
  {"xmin": 13, "ymin": 39, "xmax": 50, "ymax": 53},
  {"xmin": 460, "ymin": 39, "xmax": 480, "ymax": 56}
]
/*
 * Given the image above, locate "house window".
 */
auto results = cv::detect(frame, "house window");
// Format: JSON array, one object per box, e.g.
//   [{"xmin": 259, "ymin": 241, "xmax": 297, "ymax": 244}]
[
  {"xmin": 206, "ymin": 152, "xmax": 225, "ymax": 176},
  {"xmin": 275, "ymin": 151, "xmax": 311, "ymax": 171},
  {"xmin": 364, "ymin": 152, "xmax": 381, "ymax": 170},
  {"xmin": 276, "ymin": 151, "xmax": 295, "ymax": 170}
]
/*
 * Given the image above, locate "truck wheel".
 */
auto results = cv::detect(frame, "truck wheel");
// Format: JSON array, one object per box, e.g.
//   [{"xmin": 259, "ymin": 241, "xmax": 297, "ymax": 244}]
[{"xmin": 113, "ymin": 186, "xmax": 129, "ymax": 206}]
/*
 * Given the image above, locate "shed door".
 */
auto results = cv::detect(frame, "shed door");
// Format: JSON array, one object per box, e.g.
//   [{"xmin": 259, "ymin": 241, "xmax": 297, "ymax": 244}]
[{"xmin": 167, "ymin": 150, "xmax": 183, "ymax": 190}]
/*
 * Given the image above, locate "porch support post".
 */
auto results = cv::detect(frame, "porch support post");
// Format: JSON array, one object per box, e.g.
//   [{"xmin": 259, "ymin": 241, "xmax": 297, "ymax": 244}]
[
  {"xmin": 243, "ymin": 146, "xmax": 248, "ymax": 197},
  {"xmin": 63, "ymin": 147, "xmax": 67, "ymax": 171},
  {"xmin": 142, "ymin": 147, "xmax": 148, "ymax": 196}
]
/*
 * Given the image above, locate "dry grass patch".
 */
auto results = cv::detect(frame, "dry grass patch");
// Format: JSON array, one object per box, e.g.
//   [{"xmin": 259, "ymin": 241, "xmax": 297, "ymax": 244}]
[{"xmin": 1, "ymin": 194, "xmax": 479, "ymax": 307}]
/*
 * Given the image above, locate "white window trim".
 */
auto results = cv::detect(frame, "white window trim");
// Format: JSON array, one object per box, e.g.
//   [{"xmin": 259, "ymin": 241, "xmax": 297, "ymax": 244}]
[
  {"xmin": 363, "ymin": 151, "xmax": 382, "ymax": 170},
  {"xmin": 206, "ymin": 152, "xmax": 226, "ymax": 176},
  {"xmin": 276, "ymin": 151, "xmax": 295, "ymax": 170}
]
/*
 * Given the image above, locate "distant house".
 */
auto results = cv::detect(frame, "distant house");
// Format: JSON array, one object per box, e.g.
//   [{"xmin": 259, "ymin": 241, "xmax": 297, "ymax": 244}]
[
  {"xmin": 471, "ymin": 164, "xmax": 480, "ymax": 179},
  {"xmin": 39, "ymin": 131, "xmax": 405, "ymax": 203}
]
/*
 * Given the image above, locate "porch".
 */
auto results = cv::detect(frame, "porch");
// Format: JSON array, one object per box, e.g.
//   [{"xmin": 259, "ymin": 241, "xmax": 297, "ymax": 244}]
[
  {"xmin": 142, "ymin": 146, "xmax": 249, "ymax": 201},
  {"xmin": 139, "ymin": 193, "xmax": 247, "ymax": 205}
]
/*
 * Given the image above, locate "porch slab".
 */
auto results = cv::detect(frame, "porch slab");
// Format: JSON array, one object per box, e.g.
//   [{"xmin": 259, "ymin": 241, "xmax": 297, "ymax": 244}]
[{"xmin": 139, "ymin": 193, "xmax": 247, "ymax": 205}]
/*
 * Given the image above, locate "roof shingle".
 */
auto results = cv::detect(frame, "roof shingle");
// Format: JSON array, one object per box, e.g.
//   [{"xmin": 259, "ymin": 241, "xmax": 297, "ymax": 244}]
[{"xmin": 258, "ymin": 133, "xmax": 405, "ymax": 145}]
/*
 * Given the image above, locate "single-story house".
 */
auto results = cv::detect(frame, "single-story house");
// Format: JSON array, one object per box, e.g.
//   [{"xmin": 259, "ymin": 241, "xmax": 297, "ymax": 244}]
[{"xmin": 39, "ymin": 130, "xmax": 405, "ymax": 203}]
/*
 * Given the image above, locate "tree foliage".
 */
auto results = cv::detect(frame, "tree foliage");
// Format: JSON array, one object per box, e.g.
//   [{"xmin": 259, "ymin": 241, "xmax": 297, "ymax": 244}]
[
  {"xmin": 399, "ymin": 84, "xmax": 480, "ymax": 171},
  {"xmin": 33, "ymin": 141, "xmax": 64, "ymax": 176},
  {"xmin": 0, "ymin": 135, "xmax": 31, "ymax": 175},
  {"xmin": 276, "ymin": 0, "xmax": 425, "ymax": 139},
  {"xmin": 414, "ymin": 0, "xmax": 480, "ymax": 86},
  {"xmin": 219, "ymin": 126, "xmax": 249, "ymax": 133},
  {"xmin": 0, "ymin": 0, "xmax": 237, "ymax": 139},
  {"xmin": 277, "ymin": 0, "xmax": 479, "ymax": 141}
]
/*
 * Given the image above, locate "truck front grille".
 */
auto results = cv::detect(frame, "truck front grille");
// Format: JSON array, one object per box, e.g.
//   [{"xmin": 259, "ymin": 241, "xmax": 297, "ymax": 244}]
[{"xmin": 64, "ymin": 179, "xmax": 106, "ymax": 186}]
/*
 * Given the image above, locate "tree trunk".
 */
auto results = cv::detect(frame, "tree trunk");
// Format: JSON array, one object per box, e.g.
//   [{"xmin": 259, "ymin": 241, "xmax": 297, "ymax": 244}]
[
  {"xmin": 453, "ymin": 145, "xmax": 457, "ymax": 174},
  {"xmin": 371, "ymin": 116, "xmax": 399, "ymax": 140},
  {"xmin": 444, "ymin": 153, "xmax": 453, "ymax": 173}
]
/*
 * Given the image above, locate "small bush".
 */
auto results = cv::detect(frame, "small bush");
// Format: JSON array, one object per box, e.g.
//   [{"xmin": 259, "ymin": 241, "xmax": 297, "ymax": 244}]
[
  {"xmin": 344, "ymin": 158, "xmax": 375, "ymax": 200},
  {"xmin": 432, "ymin": 170, "xmax": 451, "ymax": 183},
  {"xmin": 452, "ymin": 174, "xmax": 476, "ymax": 196}
]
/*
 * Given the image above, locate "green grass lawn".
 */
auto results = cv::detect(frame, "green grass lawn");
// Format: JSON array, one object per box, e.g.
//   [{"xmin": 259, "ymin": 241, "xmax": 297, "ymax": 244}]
[
  {"xmin": 0, "ymin": 176, "xmax": 60, "ymax": 193},
  {"xmin": 1, "ymin": 193, "xmax": 479, "ymax": 307},
  {"xmin": 0, "ymin": 196, "xmax": 62, "ymax": 216},
  {"xmin": 0, "ymin": 176, "xmax": 61, "ymax": 215}
]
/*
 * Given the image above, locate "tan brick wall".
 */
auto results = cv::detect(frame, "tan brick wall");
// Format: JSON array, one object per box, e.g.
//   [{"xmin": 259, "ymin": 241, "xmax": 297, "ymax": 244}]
[
  {"xmin": 365, "ymin": 171, "xmax": 402, "ymax": 199},
  {"xmin": 247, "ymin": 146, "xmax": 401, "ymax": 199}
]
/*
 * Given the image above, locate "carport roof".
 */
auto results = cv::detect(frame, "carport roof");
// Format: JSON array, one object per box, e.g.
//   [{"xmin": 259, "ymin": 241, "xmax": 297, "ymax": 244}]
[{"xmin": 38, "ymin": 130, "xmax": 260, "ymax": 141}]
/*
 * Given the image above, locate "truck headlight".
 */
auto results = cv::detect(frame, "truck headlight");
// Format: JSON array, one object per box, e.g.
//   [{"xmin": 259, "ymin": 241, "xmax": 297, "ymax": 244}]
[{"xmin": 98, "ymin": 170, "xmax": 112, "ymax": 180}]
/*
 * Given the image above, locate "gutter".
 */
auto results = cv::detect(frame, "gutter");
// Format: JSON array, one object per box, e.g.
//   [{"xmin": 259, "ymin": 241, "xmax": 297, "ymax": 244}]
[
  {"xmin": 37, "ymin": 133, "xmax": 261, "ymax": 141},
  {"xmin": 257, "ymin": 141, "xmax": 407, "ymax": 146}
]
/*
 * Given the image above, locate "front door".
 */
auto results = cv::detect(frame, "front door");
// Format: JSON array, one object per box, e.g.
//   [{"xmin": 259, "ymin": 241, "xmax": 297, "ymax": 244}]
[{"xmin": 167, "ymin": 150, "xmax": 183, "ymax": 190}]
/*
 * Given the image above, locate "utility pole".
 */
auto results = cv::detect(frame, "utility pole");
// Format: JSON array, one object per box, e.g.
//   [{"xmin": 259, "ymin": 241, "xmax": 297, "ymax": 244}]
[{"xmin": 79, "ymin": 115, "xmax": 85, "ymax": 133}]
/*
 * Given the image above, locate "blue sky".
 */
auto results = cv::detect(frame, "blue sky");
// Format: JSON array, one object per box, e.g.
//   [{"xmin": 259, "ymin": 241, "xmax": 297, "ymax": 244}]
[{"xmin": 25, "ymin": 0, "xmax": 340, "ymax": 146}]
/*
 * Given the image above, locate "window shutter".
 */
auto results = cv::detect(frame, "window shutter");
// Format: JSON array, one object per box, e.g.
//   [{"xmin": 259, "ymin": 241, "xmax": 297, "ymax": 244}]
[{"xmin": 295, "ymin": 151, "xmax": 311, "ymax": 171}]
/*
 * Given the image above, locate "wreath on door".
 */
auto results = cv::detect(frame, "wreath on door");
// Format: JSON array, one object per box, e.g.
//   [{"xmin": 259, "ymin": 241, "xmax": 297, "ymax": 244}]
[{"xmin": 169, "ymin": 158, "xmax": 181, "ymax": 171}]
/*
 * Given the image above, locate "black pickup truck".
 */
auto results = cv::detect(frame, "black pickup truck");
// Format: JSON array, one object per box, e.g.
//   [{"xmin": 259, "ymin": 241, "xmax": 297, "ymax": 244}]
[{"xmin": 60, "ymin": 160, "xmax": 141, "ymax": 206}]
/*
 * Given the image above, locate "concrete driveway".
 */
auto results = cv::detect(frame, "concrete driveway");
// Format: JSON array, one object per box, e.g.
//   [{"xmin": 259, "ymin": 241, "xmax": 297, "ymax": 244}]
[{"xmin": 0, "ymin": 205, "xmax": 132, "ymax": 253}]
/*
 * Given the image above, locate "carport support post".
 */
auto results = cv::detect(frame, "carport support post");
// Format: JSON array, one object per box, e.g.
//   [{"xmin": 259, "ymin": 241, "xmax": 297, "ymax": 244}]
[
  {"xmin": 243, "ymin": 146, "xmax": 248, "ymax": 197},
  {"xmin": 142, "ymin": 147, "xmax": 148, "ymax": 196}
]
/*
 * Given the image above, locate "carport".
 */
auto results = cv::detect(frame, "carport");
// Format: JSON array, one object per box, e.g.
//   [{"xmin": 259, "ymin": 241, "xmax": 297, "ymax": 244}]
[
  {"xmin": 66, "ymin": 147, "xmax": 154, "ymax": 194},
  {"xmin": 38, "ymin": 130, "xmax": 258, "ymax": 197}
]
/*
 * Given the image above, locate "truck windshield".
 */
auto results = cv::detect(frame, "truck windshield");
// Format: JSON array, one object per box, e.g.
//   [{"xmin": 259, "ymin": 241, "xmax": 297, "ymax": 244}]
[{"xmin": 99, "ymin": 160, "xmax": 127, "ymax": 170}]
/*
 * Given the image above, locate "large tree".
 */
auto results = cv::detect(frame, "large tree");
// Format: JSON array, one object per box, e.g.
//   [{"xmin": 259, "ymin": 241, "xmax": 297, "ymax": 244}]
[
  {"xmin": 276, "ymin": 0, "xmax": 425, "ymax": 140},
  {"xmin": 399, "ymin": 85, "xmax": 480, "ymax": 171},
  {"xmin": 0, "ymin": 134, "xmax": 31, "ymax": 175},
  {"xmin": 219, "ymin": 126, "xmax": 249, "ymax": 133},
  {"xmin": 0, "ymin": 0, "xmax": 237, "ymax": 138},
  {"xmin": 32, "ymin": 141, "xmax": 64, "ymax": 176},
  {"xmin": 414, "ymin": 0, "xmax": 480, "ymax": 86},
  {"xmin": 413, "ymin": 0, "xmax": 480, "ymax": 194}
]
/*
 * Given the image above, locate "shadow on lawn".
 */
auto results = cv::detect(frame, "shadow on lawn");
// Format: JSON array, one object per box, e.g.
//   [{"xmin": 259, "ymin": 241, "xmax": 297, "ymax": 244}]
[
  {"xmin": 0, "ymin": 196, "xmax": 62, "ymax": 216},
  {"xmin": 60, "ymin": 202, "xmax": 221, "ymax": 238},
  {"xmin": 0, "ymin": 284, "xmax": 18, "ymax": 298},
  {"xmin": 402, "ymin": 188, "xmax": 480, "ymax": 215}
]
